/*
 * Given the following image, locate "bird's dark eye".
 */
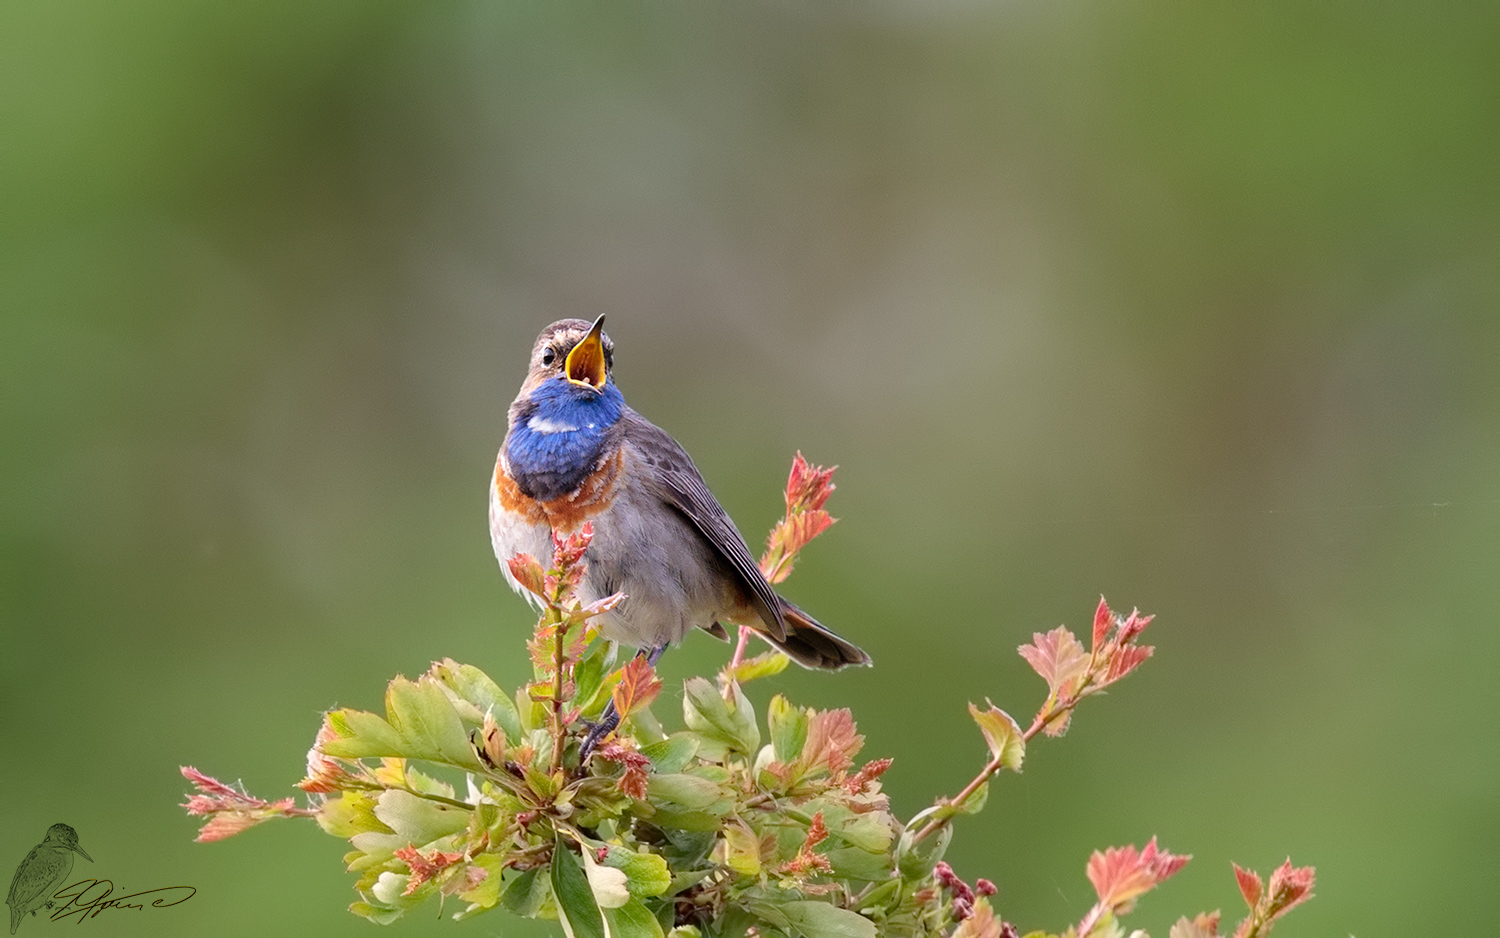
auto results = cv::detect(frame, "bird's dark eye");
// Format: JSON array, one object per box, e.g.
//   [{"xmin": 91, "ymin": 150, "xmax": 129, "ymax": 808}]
[{"xmin": 540, "ymin": 347, "xmax": 556, "ymax": 366}]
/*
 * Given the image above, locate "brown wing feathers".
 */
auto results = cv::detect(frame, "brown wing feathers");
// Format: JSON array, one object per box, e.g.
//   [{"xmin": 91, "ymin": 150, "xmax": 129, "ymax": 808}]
[{"xmin": 621, "ymin": 410, "xmax": 870, "ymax": 670}]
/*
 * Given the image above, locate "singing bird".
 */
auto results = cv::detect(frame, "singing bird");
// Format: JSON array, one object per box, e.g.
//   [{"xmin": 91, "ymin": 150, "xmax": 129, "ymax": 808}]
[
  {"xmin": 7, "ymin": 824, "xmax": 91, "ymax": 934},
  {"xmin": 490, "ymin": 318, "xmax": 868, "ymax": 748}
]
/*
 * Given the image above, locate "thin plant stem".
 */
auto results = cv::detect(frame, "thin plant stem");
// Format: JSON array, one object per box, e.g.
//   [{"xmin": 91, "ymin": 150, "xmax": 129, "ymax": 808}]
[
  {"xmin": 550, "ymin": 613, "xmax": 568, "ymax": 775},
  {"xmin": 912, "ymin": 687, "xmax": 1096, "ymax": 844},
  {"xmin": 729, "ymin": 626, "xmax": 754, "ymax": 670}
]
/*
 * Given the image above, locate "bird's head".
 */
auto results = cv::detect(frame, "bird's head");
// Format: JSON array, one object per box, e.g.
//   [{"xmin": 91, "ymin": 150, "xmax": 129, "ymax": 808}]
[
  {"xmin": 44, "ymin": 823, "xmax": 92, "ymax": 861},
  {"xmin": 518, "ymin": 316, "xmax": 615, "ymax": 400}
]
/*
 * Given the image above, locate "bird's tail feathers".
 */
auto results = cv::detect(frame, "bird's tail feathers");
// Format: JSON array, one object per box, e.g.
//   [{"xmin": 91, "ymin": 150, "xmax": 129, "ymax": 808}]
[{"xmin": 764, "ymin": 600, "xmax": 871, "ymax": 670}]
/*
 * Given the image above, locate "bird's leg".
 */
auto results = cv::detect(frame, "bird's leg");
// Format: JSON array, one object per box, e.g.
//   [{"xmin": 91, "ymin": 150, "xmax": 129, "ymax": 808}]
[{"xmin": 580, "ymin": 642, "xmax": 667, "ymax": 762}]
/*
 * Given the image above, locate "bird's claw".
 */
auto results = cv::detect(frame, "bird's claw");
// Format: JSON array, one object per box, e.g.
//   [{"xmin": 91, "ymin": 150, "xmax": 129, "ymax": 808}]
[{"xmin": 578, "ymin": 714, "xmax": 621, "ymax": 763}]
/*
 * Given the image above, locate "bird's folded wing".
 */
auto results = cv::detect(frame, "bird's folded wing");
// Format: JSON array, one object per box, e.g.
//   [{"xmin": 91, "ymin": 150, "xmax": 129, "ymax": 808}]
[
  {"xmin": 8, "ymin": 845, "xmax": 58, "ymax": 907},
  {"xmin": 620, "ymin": 410, "xmax": 787, "ymax": 640}
]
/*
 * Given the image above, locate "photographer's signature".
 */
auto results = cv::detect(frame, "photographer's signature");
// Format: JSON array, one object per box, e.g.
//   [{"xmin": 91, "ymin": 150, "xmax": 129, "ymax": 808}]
[{"xmin": 49, "ymin": 879, "xmax": 196, "ymax": 924}]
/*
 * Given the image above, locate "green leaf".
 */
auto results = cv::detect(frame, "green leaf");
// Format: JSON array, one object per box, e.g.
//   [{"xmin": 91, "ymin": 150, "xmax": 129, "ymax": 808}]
[
  {"xmin": 516, "ymin": 685, "xmax": 546, "ymax": 734},
  {"xmin": 322, "ymin": 709, "xmax": 408, "ymax": 759},
  {"xmin": 368, "ymin": 869, "xmax": 426, "ymax": 912},
  {"xmin": 646, "ymin": 807, "xmax": 724, "ymax": 832},
  {"xmin": 387, "ymin": 676, "xmax": 485, "ymax": 770},
  {"xmin": 954, "ymin": 781, "xmax": 989, "ymax": 815},
  {"xmin": 724, "ymin": 678, "xmax": 761, "ymax": 753},
  {"xmin": 768, "ymin": 695, "xmax": 809, "ymax": 765},
  {"xmin": 581, "ymin": 847, "xmax": 632, "ymax": 909},
  {"xmin": 641, "ymin": 734, "xmax": 699, "ymax": 774},
  {"xmin": 317, "ymin": 790, "xmax": 389, "ymax": 839},
  {"xmin": 455, "ymin": 852, "xmax": 505, "ymax": 913},
  {"xmin": 830, "ymin": 813, "xmax": 894, "ymax": 853},
  {"xmin": 499, "ymin": 868, "xmax": 550, "ymax": 917},
  {"xmin": 896, "ymin": 809, "xmax": 951, "ymax": 879},
  {"xmin": 682, "ymin": 677, "xmax": 759, "ymax": 756},
  {"xmin": 627, "ymin": 704, "xmax": 667, "ymax": 745},
  {"xmin": 602, "ymin": 846, "xmax": 672, "ymax": 898},
  {"xmin": 350, "ymin": 900, "xmax": 405, "ymax": 925},
  {"xmin": 403, "ymin": 764, "xmax": 456, "ymax": 799},
  {"xmin": 429, "ymin": 659, "xmax": 522, "ymax": 742},
  {"xmin": 647, "ymin": 773, "xmax": 731, "ymax": 811},
  {"xmin": 778, "ymin": 901, "xmax": 877, "ymax": 938},
  {"xmin": 727, "ymin": 650, "xmax": 790, "ymax": 685},
  {"xmin": 853, "ymin": 877, "xmax": 901, "ymax": 912},
  {"xmin": 666, "ymin": 869, "xmax": 715, "ymax": 896},
  {"xmin": 371, "ymin": 789, "xmax": 470, "ymax": 846},
  {"xmin": 800, "ymin": 802, "xmax": 893, "ymax": 854},
  {"xmin": 968, "ymin": 701, "xmax": 1025, "ymax": 771},
  {"xmin": 574, "ymin": 640, "xmax": 614, "ymax": 717},
  {"xmin": 722, "ymin": 818, "xmax": 761, "ymax": 876},
  {"xmin": 657, "ymin": 828, "xmax": 716, "ymax": 861},
  {"xmin": 825, "ymin": 847, "xmax": 891, "ymax": 882},
  {"xmin": 551, "ymin": 838, "xmax": 607, "ymax": 938},
  {"xmin": 606, "ymin": 898, "xmax": 667, "ymax": 938},
  {"xmin": 524, "ymin": 763, "xmax": 565, "ymax": 800}
]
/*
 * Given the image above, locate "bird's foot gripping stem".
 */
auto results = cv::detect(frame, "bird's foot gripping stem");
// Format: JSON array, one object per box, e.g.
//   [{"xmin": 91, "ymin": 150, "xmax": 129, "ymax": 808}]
[{"xmin": 579, "ymin": 642, "xmax": 666, "ymax": 762}]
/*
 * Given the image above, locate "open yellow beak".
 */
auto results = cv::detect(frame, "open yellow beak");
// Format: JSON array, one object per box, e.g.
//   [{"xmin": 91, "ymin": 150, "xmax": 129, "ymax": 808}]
[{"xmin": 564, "ymin": 315, "xmax": 608, "ymax": 390}]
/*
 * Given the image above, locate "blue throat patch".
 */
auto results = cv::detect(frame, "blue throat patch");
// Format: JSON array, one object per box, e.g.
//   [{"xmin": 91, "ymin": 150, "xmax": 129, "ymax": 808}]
[{"xmin": 506, "ymin": 378, "xmax": 625, "ymax": 502}]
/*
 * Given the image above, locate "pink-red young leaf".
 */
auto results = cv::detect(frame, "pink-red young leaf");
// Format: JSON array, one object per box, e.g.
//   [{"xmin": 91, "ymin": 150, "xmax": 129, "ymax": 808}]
[
  {"xmin": 507, "ymin": 553, "xmax": 547, "ymax": 597},
  {"xmin": 842, "ymin": 757, "xmax": 894, "ymax": 795},
  {"xmin": 595, "ymin": 741, "xmax": 651, "ymax": 800},
  {"xmin": 394, "ymin": 844, "xmax": 468, "ymax": 896},
  {"xmin": 798, "ymin": 708, "xmax": 864, "ymax": 776},
  {"xmin": 803, "ymin": 811, "xmax": 830, "ymax": 850},
  {"xmin": 1018, "ymin": 626, "xmax": 1090, "ymax": 699},
  {"xmin": 479, "ymin": 710, "xmax": 507, "ymax": 768},
  {"xmin": 1102, "ymin": 643, "xmax": 1154, "ymax": 685},
  {"xmin": 550, "ymin": 524, "xmax": 593, "ymax": 569},
  {"xmin": 180, "ymin": 766, "xmax": 243, "ymax": 800},
  {"xmin": 785, "ymin": 452, "xmax": 837, "ymax": 515},
  {"xmin": 194, "ymin": 814, "xmax": 270, "ymax": 843},
  {"xmin": 299, "ymin": 727, "xmax": 354, "ymax": 793},
  {"xmin": 778, "ymin": 813, "xmax": 833, "ymax": 878},
  {"xmin": 1086, "ymin": 837, "xmax": 1190, "ymax": 912},
  {"xmin": 782, "ymin": 510, "xmax": 835, "ymax": 554},
  {"xmin": 611, "ymin": 656, "xmax": 664, "ymax": 722},
  {"xmin": 1092, "ymin": 596, "xmax": 1113, "ymax": 650},
  {"xmin": 1233, "ymin": 863, "xmax": 1263, "ymax": 908},
  {"xmin": 1117, "ymin": 609, "xmax": 1155, "ymax": 645},
  {"xmin": 577, "ymin": 591, "xmax": 626, "ymax": 620},
  {"xmin": 1170, "ymin": 913, "xmax": 1222, "ymax": 938},
  {"xmin": 1264, "ymin": 859, "xmax": 1315, "ymax": 920}
]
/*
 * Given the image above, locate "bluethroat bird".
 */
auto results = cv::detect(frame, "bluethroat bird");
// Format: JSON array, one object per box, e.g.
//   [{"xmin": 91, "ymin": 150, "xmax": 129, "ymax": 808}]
[{"xmin": 491, "ymin": 317, "xmax": 869, "ymax": 753}]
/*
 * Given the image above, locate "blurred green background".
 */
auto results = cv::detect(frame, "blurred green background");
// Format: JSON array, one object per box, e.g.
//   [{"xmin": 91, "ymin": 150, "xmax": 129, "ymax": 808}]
[{"xmin": 3, "ymin": 2, "xmax": 1497, "ymax": 935}]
